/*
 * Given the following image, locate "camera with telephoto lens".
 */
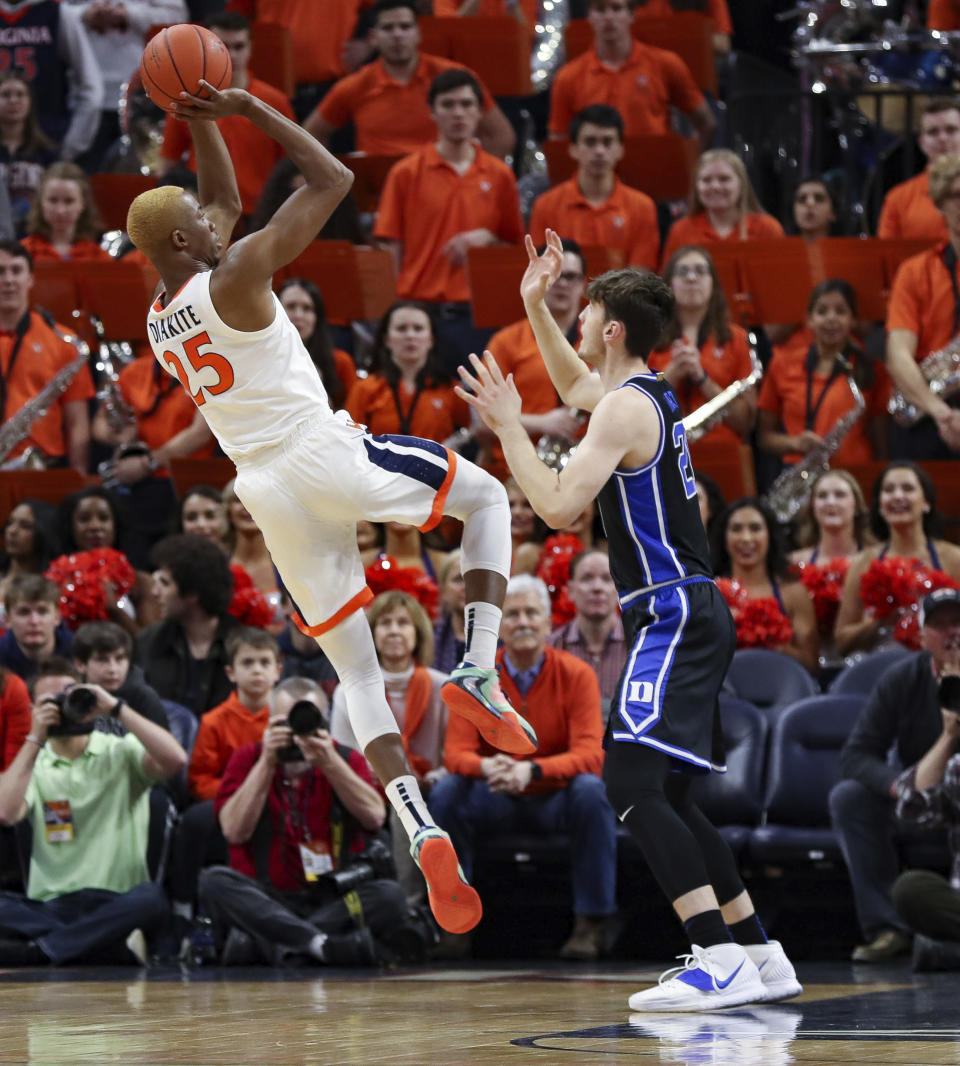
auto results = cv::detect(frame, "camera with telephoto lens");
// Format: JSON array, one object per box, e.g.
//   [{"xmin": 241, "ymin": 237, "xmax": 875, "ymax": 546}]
[
  {"xmin": 323, "ymin": 836, "xmax": 396, "ymax": 895},
  {"xmin": 277, "ymin": 700, "xmax": 328, "ymax": 762},
  {"xmin": 46, "ymin": 687, "xmax": 98, "ymax": 737},
  {"xmin": 940, "ymin": 675, "xmax": 960, "ymax": 713}
]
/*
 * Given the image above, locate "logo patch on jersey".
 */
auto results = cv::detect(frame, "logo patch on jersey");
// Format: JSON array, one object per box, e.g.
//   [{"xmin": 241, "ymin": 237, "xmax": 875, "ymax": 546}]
[
  {"xmin": 613, "ymin": 215, "xmax": 624, "ymax": 228},
  {"xmin": 480, "ymin": 180, "xmax": 492, "ymax": 193},
  {"xmin": 663, "ymin": 390, "xmax": 680, "ymax": 414},
  {"xmin": 628, "ymin": 680, "xmax": 654, "ymax": 704}
]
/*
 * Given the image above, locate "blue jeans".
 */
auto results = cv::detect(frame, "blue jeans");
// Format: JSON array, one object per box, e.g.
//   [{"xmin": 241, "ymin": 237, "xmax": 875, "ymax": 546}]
[{"xmin": 429, "ymin": 773, "xmax": 617, "ymax": 916}]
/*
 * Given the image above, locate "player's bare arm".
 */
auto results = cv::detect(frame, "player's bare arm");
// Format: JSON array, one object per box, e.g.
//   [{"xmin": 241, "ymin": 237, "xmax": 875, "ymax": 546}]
[
  {"xmin": 522, "ymin": 230, "xmax": 604, "ymax": 413},
  {"xmin": 457, "ymin": 351, "xmax": 659, "ymax": 528},
  {"xmin": 172, "ymin": 82, "xmax": 354, "ymax": 329},
  {"xmin": 184, "ymin": 113, "xmax": 243, "ymax": 248}
]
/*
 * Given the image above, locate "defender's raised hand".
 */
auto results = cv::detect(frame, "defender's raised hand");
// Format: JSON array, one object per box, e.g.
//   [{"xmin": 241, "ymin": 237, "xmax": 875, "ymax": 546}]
[
  {"xmin": 455, "ymin": 351, "xmax": 522, "ymax": 436},
  {"xmin": 519, "ymin": 229, "xmax": 565, "ymax": 308}
]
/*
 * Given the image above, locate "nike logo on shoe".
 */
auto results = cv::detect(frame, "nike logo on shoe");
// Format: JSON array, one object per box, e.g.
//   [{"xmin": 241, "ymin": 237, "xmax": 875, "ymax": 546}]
[{"xmin": 714, "ymin": 961, "xmax": 744, "ymax": 989}]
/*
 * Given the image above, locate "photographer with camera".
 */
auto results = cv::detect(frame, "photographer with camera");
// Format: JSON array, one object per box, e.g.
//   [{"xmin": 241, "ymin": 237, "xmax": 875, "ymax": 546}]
[
  {"xmin": 891, "ymin": 592, "xmax": 960, "ymax": 972},
  {"xmin": 0, "ymin": 658, "xmax": 187, "ymax": 965},
  {"xmin": 830, "ymin": 588, "xmax": 960, "ymax": 964},
  {"xmin": 199, "ymin": 677, "xmax": 415, "ymax": 967}
]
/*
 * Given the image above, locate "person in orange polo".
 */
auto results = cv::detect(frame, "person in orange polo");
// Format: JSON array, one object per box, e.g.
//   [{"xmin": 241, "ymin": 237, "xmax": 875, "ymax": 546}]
[
  {"xmin": 158, "ymin": 12, "xmax": 295, "ymax": 218},
  {"xmin": 547, "ymin": 0, "xmax": 714, "ymax": 148},
  {"xmin": 662, "ymin": 148, "xmax": 783, "ymax": 265},
  {"xmin": 878, "ymin": 99, "xmax": 960, "ymax": 244},
  {"xmin": 484, "ymin": 239, "xmax": 588, "ymax": 481},
  {"xmin": 0, "ymin": 240, "xmax": 92, "ymax": 474},
  {"xmin": 634, "ymin": 0, "xmax": 733, "ymax": 53},
  {"xmin": 306, "ymin": 0, "xmax": 515, "ymax": 160},
  {"xmin": 647, "ymin": 244, "xmax": 756, "ymax": 448},
  {"xmin": 530, "ymin": 104, "xmax": 659, "ymax": 270},
  {"xmin": 886, "ymin": 153, "xmax": 960, "ymax": 459},
  {"xmin": 758, "ymin": 279, "xmax": 889, "ymax": 470},
  {"xmin": 346, "ymin": 301, "xmax": 471, "ymax": 444},
  {"xmin": 374, "ymin": 68, "xmax": 524, "ymax": 368}
]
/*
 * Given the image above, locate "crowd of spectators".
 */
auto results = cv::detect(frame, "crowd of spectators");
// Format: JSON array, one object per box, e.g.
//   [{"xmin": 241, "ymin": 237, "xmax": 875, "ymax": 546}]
[{"xmin": 2, "ymin": 0, "xmax": 960, "ymax": 972}]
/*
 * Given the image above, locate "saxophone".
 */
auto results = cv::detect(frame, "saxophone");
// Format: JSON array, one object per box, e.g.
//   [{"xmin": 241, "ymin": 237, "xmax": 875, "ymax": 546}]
[
  {"xmin": 535, "ymin": 407, "xmax": 586, "ymax": 472},
  {"xmin": 0, "ymin": 327, "xmax": 90, "ymax": 468},
  {"xmin": 888, "ymin": 332, "xmax": 960, "ymax": 426},
  {"xmin": 764, "ymin": 358, "xmax": 866, "ymax": 524},
  {"xmin": 681, "ymin": 341, "xmax": 763, "ymax": 443}
]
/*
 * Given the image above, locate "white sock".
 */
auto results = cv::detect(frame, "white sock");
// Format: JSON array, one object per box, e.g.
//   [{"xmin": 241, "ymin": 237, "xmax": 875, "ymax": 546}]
[
  {"xmin": 462, "ymin": 601, "xmax": 501, "ymax": 669},
  {"xmin": 385, "ymin": 774, "xmax": 436, "ymax": 840},
  {"xmin": 308, "ymin": 932, "xmax": 328, "ymax": 960}
]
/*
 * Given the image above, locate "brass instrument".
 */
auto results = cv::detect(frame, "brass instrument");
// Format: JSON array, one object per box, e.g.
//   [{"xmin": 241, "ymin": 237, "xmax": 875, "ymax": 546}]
[
  {"xmin": 681, "ymin": 342, "xmax": 763, "ymax": 444},
  {"xmin": 535, "ymin": 408, "xmax": 586, "ymax": 473},
  {"xmin": 888, "ymin": 335, "xmax": 960, "ymax": 426},
  {"xmin": 764, "ymin": 358, "xmax": 866, "ymax": 524},
  {"xmin": 0, "ymin": 327, "xmax": 90, "ymax": 468}
]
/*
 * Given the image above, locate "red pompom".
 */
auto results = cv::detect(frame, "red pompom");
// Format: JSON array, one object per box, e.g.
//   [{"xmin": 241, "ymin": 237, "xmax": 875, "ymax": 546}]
[
  {"xmin": 45, "ymin": 548, "xmax": 137, "ymax": 630},
  {"xmin": 536, "ymin": 533, "xmax": 585, "ymax": 628},
  {"xmin": 860, "ymin": 556, "xmax": 960, "ymax": 650},
  {"xmin": 364, "ymin": 555, "xmax": 440, "ymax": 620},
  {"xmin": 716, "ymin": 578, "xmax": 793, "ymax": 649},
  {"xmin": 794, "ymin": 558, "xmax": 850, "ymax": 638},
  {"xmin": 227, "ymin": 564, "xmax": 274, "ymax": 628}
]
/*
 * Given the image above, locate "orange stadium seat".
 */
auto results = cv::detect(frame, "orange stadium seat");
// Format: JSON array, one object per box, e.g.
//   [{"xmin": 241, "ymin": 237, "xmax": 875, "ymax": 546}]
[
  {"xmin": 339, "ymin": 154, "xmax": 403, "ymax": 213},
  {"xmin": 168, "ymin": 458, "xmax": 237, "ymax": 498},
  {"xmin": 543, "ymin": 134, "xmax": 697, "ymax": 202},
  {"xmin": 564, "ymin": 11, "xmax": 716, "ymax": 93},
  {"xmin": 0, "ymin": 470, "xmax": 95, "ymax": 516},
  {"xmin": 31, "ymin": 262, "xmax": 81, "ymax": 330},
  {"xmin": 280, "ymin": 241, "xmax": 397, "ymax": 326},
  {"xmin": 250, "ymin": 20, "xmax": 295, "ymax": 98},
  {"xmin": 75, "ymin": 260, "xmax": 160, "ymax": 345},
  {"xmin": 417, "ymin": 16, "xmax": 532, "ymax": 96},
  {"xmin": 90, "ymin": 173, "xmax": 158, "ymax": 233}
]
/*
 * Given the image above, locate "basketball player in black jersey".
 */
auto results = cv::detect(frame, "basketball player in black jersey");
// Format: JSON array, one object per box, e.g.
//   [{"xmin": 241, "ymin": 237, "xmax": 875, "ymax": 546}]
[{"xmin": 457, "ymin": 230, "xmax": 801, "ymax": 1012}]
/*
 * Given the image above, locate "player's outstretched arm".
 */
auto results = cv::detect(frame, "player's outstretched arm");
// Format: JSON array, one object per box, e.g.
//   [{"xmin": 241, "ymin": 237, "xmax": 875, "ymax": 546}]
[
  {"xmin": 173, "ymin": 83, "xmax": 353, "ymax": 281},
  {"xmin": 187, "ymin": 117, "xmax": 243, "ymax": 247},
  {"xmin": 522, "ymin": 230, "xmax": 604, "ymax": 413}
]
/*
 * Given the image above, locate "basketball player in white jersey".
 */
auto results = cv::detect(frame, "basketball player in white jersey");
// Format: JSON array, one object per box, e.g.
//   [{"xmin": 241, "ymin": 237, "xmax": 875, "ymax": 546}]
[{"xmin": 124, "ymin": 81, "xmax": 537, "ymax": 936}]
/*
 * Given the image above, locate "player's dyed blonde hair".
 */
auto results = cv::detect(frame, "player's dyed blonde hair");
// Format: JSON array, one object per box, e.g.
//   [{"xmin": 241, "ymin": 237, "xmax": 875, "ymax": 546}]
[{"xmin": 126, "ymin": 185, "xmax": 191, "ymax": 257}]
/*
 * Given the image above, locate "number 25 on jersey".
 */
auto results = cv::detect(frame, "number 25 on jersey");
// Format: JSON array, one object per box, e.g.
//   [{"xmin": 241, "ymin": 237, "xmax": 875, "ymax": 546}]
[{"xmin": 162, "ymin": 331, "xmax": 235, "ymax": 407}]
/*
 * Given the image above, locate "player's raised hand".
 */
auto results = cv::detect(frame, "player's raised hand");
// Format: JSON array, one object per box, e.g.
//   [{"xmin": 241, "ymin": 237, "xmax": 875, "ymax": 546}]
[
  {"xmin": 455, "ymin": 351, "xmax": 522, "ymax": 436},
  {"xmin": 171, "ymin": 81, "xmax": 251, "ymax": 121},
  {"xmin": 520, "ymin": 229, "xmax": 564, "ymax": 307}
]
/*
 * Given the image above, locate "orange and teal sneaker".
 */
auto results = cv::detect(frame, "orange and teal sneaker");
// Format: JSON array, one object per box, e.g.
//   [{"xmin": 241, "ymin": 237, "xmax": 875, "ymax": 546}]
[
  {"xmin": 441, "ymin": 663, "xmax": 538, "ymax": 755},
  {"xmin": 410, "ymin": 827, "xmax": 482, "ymax": 935}
]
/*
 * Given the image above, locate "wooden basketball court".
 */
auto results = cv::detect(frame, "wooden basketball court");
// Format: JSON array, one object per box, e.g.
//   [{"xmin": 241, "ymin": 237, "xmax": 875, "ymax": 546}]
[{"xmin": 0, "ymin": 960, "xmax": 957, "ymax": 1064}]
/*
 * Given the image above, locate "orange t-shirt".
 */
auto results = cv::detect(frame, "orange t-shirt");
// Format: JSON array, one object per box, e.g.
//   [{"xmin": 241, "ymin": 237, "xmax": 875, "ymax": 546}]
[
  {"xmin": 548, "ymin": 40, "xmax": 704, "ymax": 138},
  {"xmin": 757, "ymin": 345, "xmax": 890, "ymax": 466},
  {"xmin": 21, "ymin": 236, "xmax": 109, "ymax": 263},
  {"xmin": 928, "ymin": 0, "xmax": 960, "ymax": 30},
  {"xmin": 877, "ymin": 171, "xmax": 947, "ymax": 243},
  {"xmin": 433, "ymin": 0, "xmax": 538, "ymax": 22},
  {"xmin": 634, "ymin": 0, "xmax": 733, "ymax": 34},
  {"xmin": 529, "ymin": 177, "xmax": 659, "ymax": 269},
  {"xmin": 161, "ymin": 76, "xmax": 295, "ymax": 214},
  {"xmin": 332, "ymin": 348, "xmax": 357, "ymax": 403},
  {"xmin": 886, "ymin": 244, "xmax": 960, "ymax": 362},
  {"xmin": 661, "ymin": 211, "xmax": 785, "ymax": 266},
  {"xmin": 117, "ymin": 352, "xmax": 216, "ymax": 460},
  {"xmin": 188, "ymin": 691, "xmax": 270, "ymax": 801},
  {"xmin": 374, "ymin": 143, "xmax": 523, "ymax": 302},
  {"xmin": 345, "ymin": 374, "xmax": 470, "ymax": 442},
  {"xmin": 0, "ymin": 310, "xmax": 95, "ymax": 461},
  {"xmin": 317, "ymin": 53, "xmax": 495, "ymax": 157},
  {"xmin": 647, "ymin": 323, "xmax": 753, "ymax": 446},
  {"xmin": 0, "ymin": 670, "xmax": 30, "ymax": 771},
  {"xmin": 229, "ymin": 0, "xmax": 366, "ymax": 83}
]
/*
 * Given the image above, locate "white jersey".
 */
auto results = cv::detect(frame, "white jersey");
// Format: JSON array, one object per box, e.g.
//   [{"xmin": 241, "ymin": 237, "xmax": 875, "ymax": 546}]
[{"xmin": 146, "ymin": 270, "xmax": 334, "ymax": 464}]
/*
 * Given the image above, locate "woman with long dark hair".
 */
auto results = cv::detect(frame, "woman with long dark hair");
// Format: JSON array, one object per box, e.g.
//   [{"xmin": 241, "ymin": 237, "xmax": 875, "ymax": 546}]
[
  {"xmin": 647, "ymin": 244, "xmax": 756, "ymax": 448},
  {"xmin": 835, "ymin": 461, "xmax": 960, "ymax": 656},
  {"xmin": 346, "ymin": 301, "xmax": 470, "ymax": 445},
  {"xmin": 713, "ymin": 496, "xmax": 819, "ymax": 674},
  {"xmin": 277, "ymin": 277, "xmax": 356, "ymax": 409}
]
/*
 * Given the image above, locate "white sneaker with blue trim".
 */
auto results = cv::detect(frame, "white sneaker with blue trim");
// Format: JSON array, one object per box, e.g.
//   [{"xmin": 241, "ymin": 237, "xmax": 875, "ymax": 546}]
[
  {"xmin": 744, "ymin": 940, "xmax": 802, "ymax": 1002},
  {"xmin": 627, "ymin": 943, "xmax": 766, "ymax": 1013}
]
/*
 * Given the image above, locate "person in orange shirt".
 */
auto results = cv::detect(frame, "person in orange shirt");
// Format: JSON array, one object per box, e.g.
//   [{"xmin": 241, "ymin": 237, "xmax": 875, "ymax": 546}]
[
  {"xmin": 0, "ymin": 240, "xmax": 92, "ymax": 474},
  {"xmin": 277, "ymin": 278, "xmax": 356, "ymax": 411},
  {"xmin": 347, "ymin": 301, "xmax": 471, "ymax": 444},
  {"xmin": 484, "ymin": 239, "xmax": 588, "ymax": 481},
  {"xmin": 547, "ymin": 0, "xmax": 714, "ymax": 148},
  {"xmin": 878, "ymin": 100, "xmax": 960, "ymax": 244},
  {"xmin": 306, "ymin": 0, "xmax": 515, "ymax": 160},
  {"xmin": 647, "ymin": 244, "xmax": 756, "ymax": 447},
  {"xmin": 662, "ymin": 149, "xmax": 784, "ymax": 265},
  {"xmin": 886, "ymin": 152, "xmax": 960, "ymax": 459},
  {"xmin": 530, "ymin": 105, "xmax": 659, "ymax": 270},
  {"xmin": 158, "ymin": 12, "xmax": 296, "ymax": 219},
  {"xmin": 928, "ymin": 0, "xmax": 960, "ymax": 32},
  {"xmin": 374, "ymin": 68, "xmax": 523, "ymax": 366},
  {"xmin": 434, "ymin": 0, "xmax": 537, "ymax": 26},
  {"xmin": 633, "ymin": 0, "xmax": 733, "ymax": 54},
  {"xmin": 757, "ymin": 279, "xmax": 889, "ymax": 471},
  {"xmin": 21, "ymin": 162, "xmax": 109, "ymax": 264}
]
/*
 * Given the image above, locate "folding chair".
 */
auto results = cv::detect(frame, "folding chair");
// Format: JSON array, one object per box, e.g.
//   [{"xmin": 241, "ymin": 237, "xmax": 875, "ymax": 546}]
[
  {"xmin": 419, "ymin": 16, "xmax": 532, "ymax": 96},
  {"xmin": 75, "ymin": 259, "xmax": 160, "ymax": 347},
  {"xmin": 339, "ymin": 154, "xmax": 403, "ymax": 214},
  {"xmin": 279, "ymin": 241, "xmax": 396, "ymax": 327},
  {"xmin": 736, "ymin": 237, "xmax": 813, "ymax": 325},
  {"xmin": 168, "ymin": 458, "xmax": 237, "ymax": 498},
  {"xmin": 543, "ymin": 135, "xmax": 697, "ymax": 203},
  {"xmin": 31, "ymin": 261, "xmax": 81, "ymax": 331},
  {"xmin": 0, "ymin": 470, "xmax": 94, "ymax": 509},
  {"xmin": 817, "ymin": 238, "xmax": 888, "ymax": 321}
]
